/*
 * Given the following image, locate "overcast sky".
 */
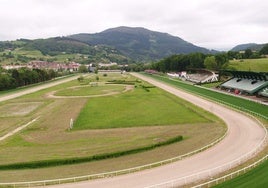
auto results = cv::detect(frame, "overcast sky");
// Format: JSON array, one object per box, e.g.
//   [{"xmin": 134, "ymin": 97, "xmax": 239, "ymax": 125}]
[{"xmin": 0, "ymin": 0, "xmax": 268, "ymax": 50}]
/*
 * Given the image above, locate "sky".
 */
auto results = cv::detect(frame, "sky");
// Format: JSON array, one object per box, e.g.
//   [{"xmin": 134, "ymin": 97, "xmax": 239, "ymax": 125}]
[{"xmin": 0, "ymin": 0, "xmax": 268, "ymax": 50}]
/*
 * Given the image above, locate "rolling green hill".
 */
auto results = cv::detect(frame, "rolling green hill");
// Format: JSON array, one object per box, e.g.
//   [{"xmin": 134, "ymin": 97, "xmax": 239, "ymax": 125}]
[{"xmin": 0, "ymin": 37, "xmax": 132, "ymax": 64}]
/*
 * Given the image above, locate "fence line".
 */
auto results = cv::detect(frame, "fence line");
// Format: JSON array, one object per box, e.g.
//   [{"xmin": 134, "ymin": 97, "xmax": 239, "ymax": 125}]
[
  {"xmin": 144, "ymin": 113, "xmax": 268, "ymax": 188},
  {"xmin": 0, "ymin": 127, "xmax": 228, "ymax": 187},
  {"xmin": 140, "ymin": 75, "xmax": 268, "ymax": 188},
  {"xmin": 193, "ymin": 154, "xmax": 268, "ymax": 188}
]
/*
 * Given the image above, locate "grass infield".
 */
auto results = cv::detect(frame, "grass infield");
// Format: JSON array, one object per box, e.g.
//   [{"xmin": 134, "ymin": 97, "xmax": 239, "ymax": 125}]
[{"xmin": 74, "ymin": 85, "xmax": 211, "ymax": 129}]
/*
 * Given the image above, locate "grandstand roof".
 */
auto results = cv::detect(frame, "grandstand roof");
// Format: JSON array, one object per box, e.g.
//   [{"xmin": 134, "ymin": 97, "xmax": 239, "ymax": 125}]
[
  {"xmin": 223, "ymin": 71, "xmax": 268, "ymax": 81},
  {"xmin": 221, "ymin": 71, "xmax": 268, "ymax": 94}
]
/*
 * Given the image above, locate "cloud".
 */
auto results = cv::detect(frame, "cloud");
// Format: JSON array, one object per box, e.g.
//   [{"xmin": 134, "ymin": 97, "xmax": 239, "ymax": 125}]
[{"xmin": 0, "ymin": 0, "xmax": 268, "ymax": 50}]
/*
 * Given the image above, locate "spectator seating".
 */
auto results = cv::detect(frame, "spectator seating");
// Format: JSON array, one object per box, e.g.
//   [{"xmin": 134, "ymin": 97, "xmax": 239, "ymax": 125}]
[{"xmin": 220, "ymin": 71, "xmax": 268, "ymax": 95}]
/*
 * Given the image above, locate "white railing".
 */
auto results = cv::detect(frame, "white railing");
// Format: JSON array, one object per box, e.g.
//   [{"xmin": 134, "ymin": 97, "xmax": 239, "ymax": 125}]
[
  {"xmin": 0, "ymin": 130, "xmax": 228, "ymax": 187},
  {"xmin": 193, "ymin": 154, "xmax": 268, "ymax": 188},
  {"xmin": 144, "ymin": 116, "xmax": 267, "ymax": 188}
]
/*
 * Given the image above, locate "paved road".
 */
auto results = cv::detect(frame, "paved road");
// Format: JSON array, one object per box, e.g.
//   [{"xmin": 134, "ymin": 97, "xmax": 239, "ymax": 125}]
[
  {"xmin": 47, "ymin": 73, "xmax": 266, "ymax": 187},
  {"xmin": 0, "ymin": 75, "xmax": 80, "ymax": 102}
]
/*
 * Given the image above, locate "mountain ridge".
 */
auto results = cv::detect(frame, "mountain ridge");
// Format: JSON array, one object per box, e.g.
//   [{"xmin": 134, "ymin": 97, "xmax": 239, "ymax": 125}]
[
  {"xmin": 68, "ymin": 26, "xmax": 214, "ymax": 61},
  {"xmin": 231, "ymin": 43, "xmax": 267, "ymax": 52},
  {"xmin": 1, "ymin": 26, "xmax": 218, "ymax": 63}
]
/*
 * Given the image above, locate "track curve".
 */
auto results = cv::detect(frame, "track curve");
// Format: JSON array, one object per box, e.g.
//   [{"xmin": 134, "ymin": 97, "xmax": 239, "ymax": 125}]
[
  {"xmin": 47, "ymin": 73, "xmax": 266, "ymax": 188},
  {"xmin": 0, "ymin": 75, "xmax": 80, "ymax": 103}
]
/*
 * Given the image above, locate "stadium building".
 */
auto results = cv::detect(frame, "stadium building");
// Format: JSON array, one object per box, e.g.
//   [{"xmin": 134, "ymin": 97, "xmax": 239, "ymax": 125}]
[{"xmin": 220, "ymin": 71, "xmax": 268, "ymax": 98}]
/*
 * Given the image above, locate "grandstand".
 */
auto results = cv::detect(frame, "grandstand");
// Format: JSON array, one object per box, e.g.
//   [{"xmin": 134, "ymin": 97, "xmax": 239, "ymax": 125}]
[
  {"xmin": 220, "ymin": 71, "xmax": 268, "ymax": 96},
  {"xmin": 166, "ymin": 70, "xmax": 218, "ymax": 84},
  {"xmin": 186, "ymin": 69, "xmax": 218, "ymax": 83}
]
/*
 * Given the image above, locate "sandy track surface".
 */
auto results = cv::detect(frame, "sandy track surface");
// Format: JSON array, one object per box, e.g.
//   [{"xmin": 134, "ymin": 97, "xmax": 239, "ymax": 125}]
[
  {"xmin": 47, "ymin": 73, "xmax": 266, "ymax": 188},
  {"xmin": 0, "ymin": 75, "xmax": 80, "ymax": 102},
  {"xmin": 46, "ymin": 85, "xmax": 134, "ymax": 99}
]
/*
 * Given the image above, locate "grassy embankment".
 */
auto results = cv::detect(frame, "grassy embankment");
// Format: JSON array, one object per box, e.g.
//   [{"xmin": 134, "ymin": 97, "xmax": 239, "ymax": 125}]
[{"xmin": 228, "ymin": 58, "xmax": 268, "ymax": 72}]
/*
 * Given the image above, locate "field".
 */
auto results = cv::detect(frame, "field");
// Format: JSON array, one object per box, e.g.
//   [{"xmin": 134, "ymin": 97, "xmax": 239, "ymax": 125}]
[
  {"xmin": 0, "ymin": 48, "xmax": 86, "ymax": 64},
  {"xmin": 214, "ymin": 159, "xmax": 268, "ymax": 188},
  {"xmin": 228, "ymin": 58, "xmax": 268, "ymax": 72},
  {"xmin": 0, "ymin": 72, "xmax": 225, "ymax": 182}
]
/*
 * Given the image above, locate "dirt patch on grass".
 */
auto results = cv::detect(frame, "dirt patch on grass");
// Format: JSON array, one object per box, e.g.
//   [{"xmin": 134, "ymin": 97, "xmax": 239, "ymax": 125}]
[
  {"xmin": 0, "ymin": 102, "xmax": 43, "ymax": 117},
  {"xmin": 46, "ymin": 85, "xmax": 134, "ymax": 99}
]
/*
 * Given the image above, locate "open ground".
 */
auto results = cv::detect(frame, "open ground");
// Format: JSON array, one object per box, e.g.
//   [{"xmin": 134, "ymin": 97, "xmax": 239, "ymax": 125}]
[{"xmin": 0, "ymin": 72, "xmax": 225, "ymax": 182}]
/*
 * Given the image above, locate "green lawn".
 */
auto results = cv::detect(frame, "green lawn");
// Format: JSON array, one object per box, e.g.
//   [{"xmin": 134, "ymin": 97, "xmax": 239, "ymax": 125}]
[
  {"xmin": 228, "ymin": 58, "xmax": 268, "ymax": 72},
  {"xmin": 14, "ymin": 48, "xmax": 44, "ymax": 57},
  {"xmin": 214, "ymin": 159, "xmax": 268, "ymax": 188},
  {"xmin": 74, "ymin": 85, "xmax": 211, "ymax": 129}
]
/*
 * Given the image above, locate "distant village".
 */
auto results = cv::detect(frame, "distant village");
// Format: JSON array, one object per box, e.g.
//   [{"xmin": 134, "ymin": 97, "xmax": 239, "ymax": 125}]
[{"xmin": 1, "ymin": 61, "xmax": 125, "ymax": 72}]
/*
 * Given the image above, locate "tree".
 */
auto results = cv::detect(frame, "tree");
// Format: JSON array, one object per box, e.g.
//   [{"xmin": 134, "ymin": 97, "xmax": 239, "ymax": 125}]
[
  {"xmin": 260, "ymin": 44, "xmax": 268, "ymax": 55},
  {"xmin": 215, "ymin": 53, "xmax": 229, "ymax": 70},
  {"xmin": 227, "ymin": 51, "xmax": 239, "ymax": 60},
  {"xmin": 78, "ymin": 65, "xmax": 88, "ymax": 73},
  {"xmin": 188, "ymin": 53, "xmax": 205, "ymax": 69},
  {"xmin": 244, "ymin": 49, "xmax": 253, "ymax": 59},
  {"xmin": 77, "ymin": 76, "xmax": 84, "ymax": 82},
  {"xmin": 204, "ymin": 56, "xmax": 217, "ymax": 70},
  {"xmin": 0, "ymin": 74, "xmax": 17, "ymax": 90}
]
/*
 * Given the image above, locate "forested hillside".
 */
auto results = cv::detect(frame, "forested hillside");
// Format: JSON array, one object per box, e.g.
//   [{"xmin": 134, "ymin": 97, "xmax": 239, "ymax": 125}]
[{"xmin": 69, "ymin": 26, "xmax": 214, "ymax": 61}]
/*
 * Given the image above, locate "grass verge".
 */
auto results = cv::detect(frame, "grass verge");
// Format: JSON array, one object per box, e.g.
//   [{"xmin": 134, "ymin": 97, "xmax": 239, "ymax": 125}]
[{"xmin": 213, "ymin": 159, "xmax": 268, "ymax": 188}]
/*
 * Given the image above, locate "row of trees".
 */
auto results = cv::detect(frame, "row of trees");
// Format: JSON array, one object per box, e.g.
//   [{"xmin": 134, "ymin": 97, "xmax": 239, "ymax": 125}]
[
  {"xmin": 149, "ymin": 53, "xmax": 229, "ymax": 73},
  {"xmin": 227, "ymin": 49, "xmax": 260, "ymax": 59},
  {"xmin": 138, "ymin": 44, "xmax": 268, "ymax": 73},
  {"xmin": 0, "ymin": 68, "xmax": 58, "ymax": 91}
]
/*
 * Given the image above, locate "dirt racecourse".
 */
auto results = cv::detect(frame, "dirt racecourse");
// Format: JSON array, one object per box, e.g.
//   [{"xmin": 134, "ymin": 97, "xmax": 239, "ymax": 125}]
[
  {"xmin": 43, "ymin": 73, "xmax": 266, "ymax": 188},
  {"xmin": 0, "ymin": 73, "xmax": 266, "ymax": 187},
  {"xmin": 0, "ymin": 75, "xmax": 80, "ymax": 103}
]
